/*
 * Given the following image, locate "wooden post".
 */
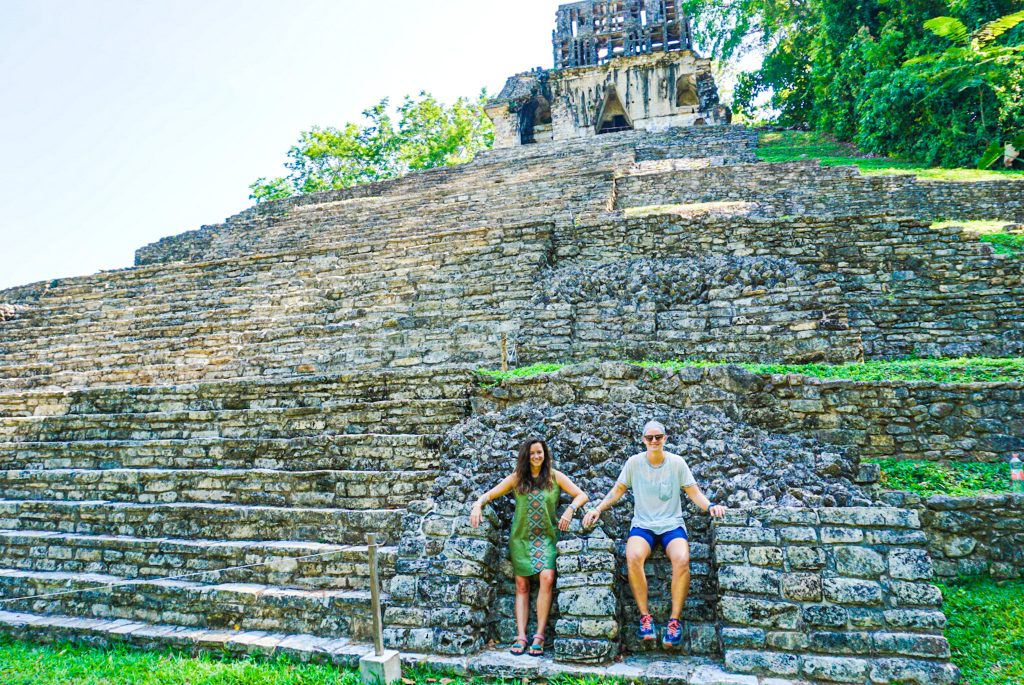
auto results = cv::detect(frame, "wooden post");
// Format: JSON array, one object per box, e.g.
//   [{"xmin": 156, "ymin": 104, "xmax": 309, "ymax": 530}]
[{"xmin": 367, "ymin": 533, "xmax": 384, "ymax": 656}]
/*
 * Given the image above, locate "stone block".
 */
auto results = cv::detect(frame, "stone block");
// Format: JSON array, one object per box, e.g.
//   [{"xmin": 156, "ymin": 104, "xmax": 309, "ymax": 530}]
[
  {"xmin": 888, "ymin": 549, "xmax": 933, "ymax": 580},
  {"xmin": 765, "ymin": 630, "xmax": 808, "ymax": 651},
  {"xmin": 819, "ymin": 508, "xmax": 919, "ymax": 529},
  {"xmin": 820, "ymin": 526, "xmax": 864, "ymax": 544},
  {"xmin": 808, "ymin": 630, "xmax": 873, "ymax": 655},
  {"xmin": 786, "ymin": 546, "xmax": 826, "ymax": 570},
  {"xmin": 872, "ymin": 632, "xmax": 951, "ymax": 659},
  {"xmin": 747, "ymin": 546, "xmax": 784, "ymax": 567},
  {"xmin": 802, "ymin": 604, "xmax": 848, "ymax": 628},
  {"xmin": 724, "ymin": 649, "xmax": 801, "ymax": 676},
  {"xmin": 720, "ymin": 597, "xmax": 799, "ymax": 630},
  {"xmin": 553, "ymin": 637, "xmax": 617, "ymax": 664},
  {"xmin": 882, "ymin": 609, "xmax": 947, "ymax": 631},
  {"xmin": 557, "ymin": 587, "xmax": 616, "ymax": 617},
  {"xmin": 721, "ymin": 627, "xmax": 765, "ymax": 649},
  {"xmin": 779, "ymin": 526, "xmax": 818, "ymax": 543},
  {"xmin": 780, "ymin": 572, "xmax": 822, "ymax": 601},
  {"xmin": 887, "ymin": 581, "xmax": 943, "ymax": 607},
  {"xmin": 802, "ymin": 655, "xmax": 869, "ymax": 683},
  {"xmin": 823, "ymin": 578, "xmax": 883, "ymax": 606},
  {"xmin": 834, "ymin": 546, "xmax": 886, "ymax": 578},
  {"xmin": 869, "ymin": 658, "xmax": 960, "ymax": 685},
  {"xmin": 715, "ymin": 544, "xmax": 747, "ymax": 564},
  {"xmin": 359, "ymin": 649, "xmax": 401, "ymax": 685},
  {"xmin": 718, "ymin": 565, "xmax": 780, "ymax": 595}
]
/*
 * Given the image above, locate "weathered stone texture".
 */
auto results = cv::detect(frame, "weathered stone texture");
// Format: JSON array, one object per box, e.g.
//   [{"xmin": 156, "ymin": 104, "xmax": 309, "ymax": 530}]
[
  {"xmin": 478, "ymin": 362, "xmax": 1024, "ymax": 462},
  {"xmin": 879, "ymin": 492, "xmax": 1024, "ymax": 580},
  {"xmin": 714, "ymin": 507, "xmax": 957, "ymax": 683}
]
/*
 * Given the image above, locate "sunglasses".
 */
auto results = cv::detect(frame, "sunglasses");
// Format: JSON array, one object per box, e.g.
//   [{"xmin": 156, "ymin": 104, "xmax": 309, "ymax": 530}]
[{"xmin": 642, "ymin": 434, "xmax": 666, "ymax": 442}]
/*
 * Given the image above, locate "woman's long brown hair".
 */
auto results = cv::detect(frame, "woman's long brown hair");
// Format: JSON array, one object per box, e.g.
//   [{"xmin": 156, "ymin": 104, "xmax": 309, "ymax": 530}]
[{"xmin": 515, "ymin": 438, "xmax": 553, "ymax": 494}]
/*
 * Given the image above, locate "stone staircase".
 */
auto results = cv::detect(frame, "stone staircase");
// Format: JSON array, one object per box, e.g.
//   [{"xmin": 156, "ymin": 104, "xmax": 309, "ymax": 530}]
[{"xmin": 0, "ymin": 368, "xmax": 474, "ymax": 642}]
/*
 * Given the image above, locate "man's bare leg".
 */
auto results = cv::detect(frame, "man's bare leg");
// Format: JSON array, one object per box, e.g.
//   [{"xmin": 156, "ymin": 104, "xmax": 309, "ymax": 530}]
[
  {"xmin": 665, "ymin": 537, "xmax": 691, "ymax": 619},
  {"xmin": 625, "ymin": 536, "xmax": 653, "ymax": 615}
]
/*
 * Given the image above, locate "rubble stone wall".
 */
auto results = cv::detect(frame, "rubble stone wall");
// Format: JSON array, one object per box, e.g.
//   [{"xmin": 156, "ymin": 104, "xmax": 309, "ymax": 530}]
[
  {"xmin": 879, "ymin": 492, "xmax": 1024, "ymax": 580},
  {"xmin": 475, "ymin": 363, "xmax": 1024, "ymax": 462}
]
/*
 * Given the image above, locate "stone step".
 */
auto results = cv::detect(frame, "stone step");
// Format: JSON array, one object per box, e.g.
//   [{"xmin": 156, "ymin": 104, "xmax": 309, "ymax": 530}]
[
  {"xmin": 9, "ymin": 222, "xmax": 515, "ymax": 309},
  {"xmin": 0, "ymin": 399, "xmax": 468, "ymax": 442},
  {"xmin": 0, "ymin": 368, "xmax": 472, "ymax": 418},
  {"xmin": 0, "ymin": 609, "xmax": 786, "ymax": 684},
  {"xmin": 0, "ymin": 319, "xmax": 508, "ymax": 388},
  {"xmin": 0, "ymin": 569, "xmax": 379, "ymax": 639},
  {"xmin": 0, "ymin": 279, "xmax": 533, "ymax": 351},
  {"xmin": 0, "ymin": 499, "xmax": 406, "ymax": 545},
  {"xmin": 0, "ymin": 531, "xmax": 396, "ymax": 591},
  {"xmin": 0, "ymin": 468, "xmax": 438, "ymax": 509},
  {"xmin": 0, "ymin": 434, "xmax": 440, "ymax": 471}
]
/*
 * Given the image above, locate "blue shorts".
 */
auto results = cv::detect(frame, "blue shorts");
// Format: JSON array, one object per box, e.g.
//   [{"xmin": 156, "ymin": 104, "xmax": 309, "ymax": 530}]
[{"xmin": 628, "ymin": 526, "xmax": 688, "ymax": 550}]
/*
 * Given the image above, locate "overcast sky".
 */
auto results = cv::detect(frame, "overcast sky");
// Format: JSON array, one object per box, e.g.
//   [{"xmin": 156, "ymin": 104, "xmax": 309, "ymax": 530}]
[{"xmin": 0, "ymin": 0, "xmax": 564, "ymax": 290}]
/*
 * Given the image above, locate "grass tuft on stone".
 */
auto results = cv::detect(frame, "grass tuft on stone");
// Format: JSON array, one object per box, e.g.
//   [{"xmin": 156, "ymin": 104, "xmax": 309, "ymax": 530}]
[
  {"xmin": 478, "ymin": 358, "xmax": 1024, "ymax": 385},
  {"xmin": 940, "ymin": 577, "xmax": 1024, "ymax": 685},
  {"xmin": 638, "ymin": 358, "xmax": 1024, "ymax": 383},
  {"xmin": 757, "ymin": 130, "xmax": 1024, "ymax": 182},
  {"xmin": 869, "ymin": 459, "xmax": 1013, "ymax": 497}
]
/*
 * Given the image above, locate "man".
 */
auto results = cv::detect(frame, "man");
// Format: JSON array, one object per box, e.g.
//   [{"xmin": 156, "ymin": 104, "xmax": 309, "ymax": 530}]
[{"xmin": 582, "ymin": 420, "xmax": 727, "ymax": 648}]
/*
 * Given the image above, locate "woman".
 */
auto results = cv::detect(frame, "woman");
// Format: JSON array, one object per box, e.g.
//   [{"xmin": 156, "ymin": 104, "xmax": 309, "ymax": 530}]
[{"xmin": 470, "ymin": 438, "xmax": 588, "ymax": 657}]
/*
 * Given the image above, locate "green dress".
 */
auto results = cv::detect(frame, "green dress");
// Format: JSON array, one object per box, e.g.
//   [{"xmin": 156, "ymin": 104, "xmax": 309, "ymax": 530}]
[{"xmin": 509, "ymin": 482, "xmax": 560, "ymax": 576}]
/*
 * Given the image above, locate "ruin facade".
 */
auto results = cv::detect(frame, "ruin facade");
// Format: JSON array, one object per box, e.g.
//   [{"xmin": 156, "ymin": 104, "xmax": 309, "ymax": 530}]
[{"xmin": 486, "ymin": 1, "xmax": 727, "ymax": 148}]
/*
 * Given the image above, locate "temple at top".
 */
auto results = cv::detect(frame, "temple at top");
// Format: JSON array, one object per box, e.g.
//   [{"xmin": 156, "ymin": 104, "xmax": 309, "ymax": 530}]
[{"xmin": 485, "ymin": 0, "xmax": 729, "ymax": 149}]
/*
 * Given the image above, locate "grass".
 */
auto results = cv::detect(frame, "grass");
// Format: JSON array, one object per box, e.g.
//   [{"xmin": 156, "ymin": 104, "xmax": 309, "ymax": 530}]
[
  {"xmin": 940, "ymin": 577, "xmax": 1024, "ymax": 685},
  {"xmin": 0, "ymin": 640, "xmax": 357, "ymax": 685},
  {"xmin": 477, "ymin": 358, "xmax": 1024, "ymax": 385},
  {"xmin": 0, "ymin": 639, "xmax": 618, "ymax": 685},
  {"xmin": 757, "ymin": 130, "xmax": 1024, "ymax": 182},
  {"xmin": 979, "ymin": 232, "xmax": 1024, "ymax": 256},
  {"xmin": 869, "ymin": 459, "xmax": 1014, "ymax": 497}
]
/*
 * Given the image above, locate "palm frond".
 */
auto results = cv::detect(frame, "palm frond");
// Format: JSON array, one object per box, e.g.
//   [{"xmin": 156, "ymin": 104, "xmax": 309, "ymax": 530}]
[
  {"xmin": 974, "ymin": 10, "xmax": 1024, "ymax": 46},
  {"xmin": 923, "ymin": 16, "xmax": 970, "ymax": 45}
]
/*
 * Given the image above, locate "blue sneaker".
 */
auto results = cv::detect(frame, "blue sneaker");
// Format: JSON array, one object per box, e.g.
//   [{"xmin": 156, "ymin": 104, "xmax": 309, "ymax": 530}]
[
  {"xmin": 663, "ymin": 618, "xmax": 683, "ymax": 648},
  {"xmin": 637, "ymin": 614, "xmax": 656, "ymax": 641}
]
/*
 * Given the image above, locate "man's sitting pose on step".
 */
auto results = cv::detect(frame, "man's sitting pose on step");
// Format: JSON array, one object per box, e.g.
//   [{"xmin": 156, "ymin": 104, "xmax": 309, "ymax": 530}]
[{"xmin": 582, "ymin": 420, "xmax": 727, "ymax": 648}]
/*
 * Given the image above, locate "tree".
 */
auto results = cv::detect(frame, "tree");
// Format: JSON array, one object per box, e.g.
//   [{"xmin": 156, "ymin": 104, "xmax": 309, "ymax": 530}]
[
  {"xmin": 250, "ymin": 91, "xmax": 493, "ymax": 203},
  {"xmin": 681, "ymin": 0, "xmax": 1024, "ymax": 166},
  {"xmin": 905, "ymin": 10, "xmax": 1024, "ymax": 127}
]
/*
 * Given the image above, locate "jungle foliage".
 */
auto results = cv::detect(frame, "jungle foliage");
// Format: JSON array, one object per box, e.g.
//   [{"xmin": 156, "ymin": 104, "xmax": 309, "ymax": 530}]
[
  {"xmin": 682, "ymin": 1, "xmax": 1024, "ymax": 167},
  {"xmin": 250, "ymin": 91, "xmax": 493, "ymax": 203}
]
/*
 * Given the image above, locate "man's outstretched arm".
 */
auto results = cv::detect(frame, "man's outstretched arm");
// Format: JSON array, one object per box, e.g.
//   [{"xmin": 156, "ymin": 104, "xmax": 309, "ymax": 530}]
[
  {"xmin": 684, "ymin": 484, "xmax": 727, "ymax": 518},
  {"xmin": 582, "ymin": 482, "xmax": 629, "ymax": 527}
]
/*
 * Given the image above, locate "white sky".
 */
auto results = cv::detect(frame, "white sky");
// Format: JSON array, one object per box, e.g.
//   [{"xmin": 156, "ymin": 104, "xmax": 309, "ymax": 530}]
[{"xmin": 0, "ymin": 1, "xmax": 741, "ymax": 291}]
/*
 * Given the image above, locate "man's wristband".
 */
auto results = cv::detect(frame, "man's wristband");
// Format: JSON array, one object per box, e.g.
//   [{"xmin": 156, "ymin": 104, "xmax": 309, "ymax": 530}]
[{"xmin": 706, "ymin": 502, "xmax": 717, "ymax": 513}]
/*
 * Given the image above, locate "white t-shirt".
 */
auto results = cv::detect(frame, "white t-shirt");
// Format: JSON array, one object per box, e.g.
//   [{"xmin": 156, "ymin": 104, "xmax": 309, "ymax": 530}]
[{"xmin": 616, "ymin": 451, "xmax": 697, "ymax": 534}]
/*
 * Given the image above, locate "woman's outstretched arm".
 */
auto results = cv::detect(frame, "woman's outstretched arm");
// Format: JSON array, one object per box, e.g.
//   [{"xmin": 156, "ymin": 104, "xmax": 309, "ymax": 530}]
[
  {"xmin": 469, "ymin": 473, "xmax": 519, "ymax": 527},
  {"xmin": 553, "ymin": 470, "xmax": 590, "ymax": 531}
]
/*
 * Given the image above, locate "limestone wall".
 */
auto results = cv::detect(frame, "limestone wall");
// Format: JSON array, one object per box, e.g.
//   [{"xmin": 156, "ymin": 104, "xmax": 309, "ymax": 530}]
[
  {"xmin": 616, "ymin": 159, "xmax": 1024, "ymax": 222},
  {"xmin": 564, "ymin": 214, "xmax": 1024, "ymax": 358},
  {"xmin": 475, "ymin": 363, "xmax": 1024, "ymax": 462},
  {"xmin": 715, "ymin": 507, "xmax": 959, "ymax": 685},
  {"xmin": 879, "ymin": 492, "xmax": 1024, "ymax": 580}
]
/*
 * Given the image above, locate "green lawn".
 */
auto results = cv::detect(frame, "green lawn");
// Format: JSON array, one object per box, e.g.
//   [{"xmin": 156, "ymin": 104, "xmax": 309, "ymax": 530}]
[
  {"xmin": 478, "ymin": 358, "xmax": 1024, "ymax": 385},
  {"xmin": 757, "ymin": 130, "xmax": 1024, "ymax": 182},
  {"xmin": 870, "ymin": 459, "xmax": 1014, "ymax": 497},
  {"xmin": 941, "ymin": 577, "xmax": 1024, "ymax": 685}
]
